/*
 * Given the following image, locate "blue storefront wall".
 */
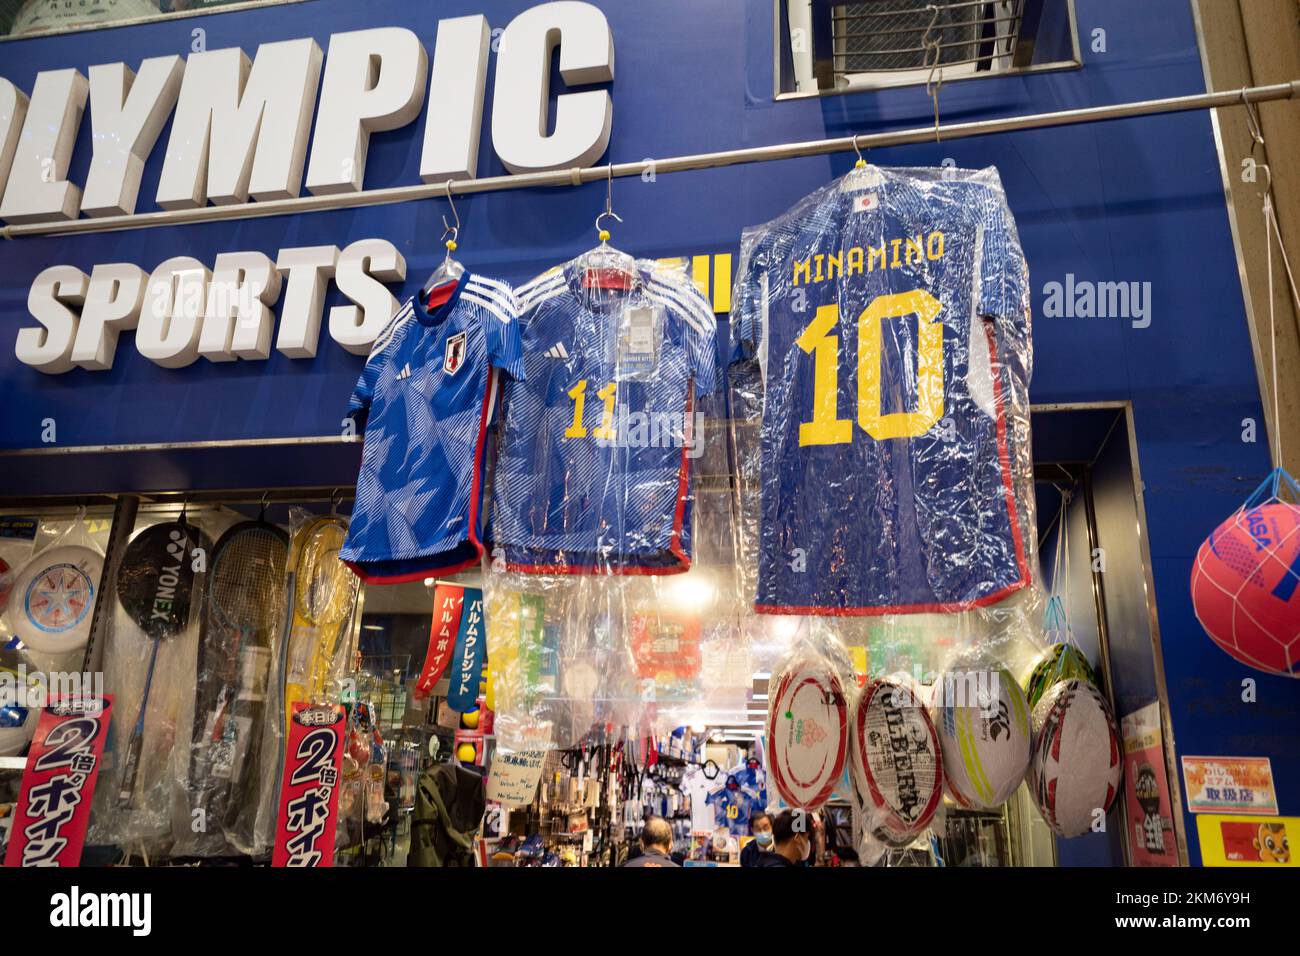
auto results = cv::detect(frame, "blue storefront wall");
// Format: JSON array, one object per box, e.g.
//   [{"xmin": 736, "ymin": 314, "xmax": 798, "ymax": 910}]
[{"xmin": 0, "ymin": 0, "xmax": 1292, "ymax": 864}]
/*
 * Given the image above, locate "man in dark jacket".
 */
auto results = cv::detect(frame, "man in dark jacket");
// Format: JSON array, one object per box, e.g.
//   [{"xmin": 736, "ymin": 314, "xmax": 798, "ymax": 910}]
[
  {"xmin": 621, "ymin": 816, "xmax": 680, "ymax": 867},
  {"xmin": 740, "ymin": 810, "xmax": 775, "ymax": 866},
  {"xmin": 749, "ymin": 809, "xmax": 809, "ymax": 867}
]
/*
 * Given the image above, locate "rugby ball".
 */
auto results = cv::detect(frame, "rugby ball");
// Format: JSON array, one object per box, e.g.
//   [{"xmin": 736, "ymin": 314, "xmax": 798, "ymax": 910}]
[
  {"xmin": 766, "ymin": 657, "xmax": 849, "ymax": 809},
  {"xmin": 5, "ymin": 546, "xmax": 104, "ymax": 655},
  {"xmin": 932, "ymin": 666, "xmax": 1031, "ymax": 810},
  {"xmin": 851, "ymin": 677, "xmax": 943, "ymax": 842},
  {"xmin": 1024, "ymin": 643, "xmax": 1097, "ymax": 709},
  {"xmin": 1029, "ymin": 679, "xmax": 1123, "ymax": 837}
]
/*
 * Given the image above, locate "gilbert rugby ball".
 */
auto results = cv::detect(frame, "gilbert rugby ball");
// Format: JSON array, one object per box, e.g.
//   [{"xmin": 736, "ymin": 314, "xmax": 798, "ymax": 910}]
[
  {"xmin": 1024, "ymin": 643, "xmax": 1097, "ymax": 709},
  {"xmin": 5, "ymin": 546, "xmax": 104, "ymax": 655},
  {"xmin": 766, "ymin": 659, "xmax": 849, "ymax": 809},
  {"xmin": 1029, "ymin": 679, "xmax": 1123, "ymax": 837},
  {"xmin": 933, "ymin": 666, "xmax": 1031, "ymax": 810},
  {"xmin": 851, "ymin": 677, "xmax": 943, "ymax": 843}
]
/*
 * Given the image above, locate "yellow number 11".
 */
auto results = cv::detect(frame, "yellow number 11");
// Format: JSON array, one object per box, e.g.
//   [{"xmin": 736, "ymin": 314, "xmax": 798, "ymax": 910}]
[
  {"xmin": 794, "ymin": 290, "xmax": 945, "ymax": 446},
  {"xmin": 565, "ymin": 379, "xmax": 619, "ymax": 441}
]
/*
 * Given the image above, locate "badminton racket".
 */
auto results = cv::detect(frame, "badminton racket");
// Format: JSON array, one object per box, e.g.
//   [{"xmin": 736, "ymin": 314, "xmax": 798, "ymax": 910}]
[
  {"xmin": 283, "ymin": 516, "xmax": 356, "ymax": 733},
  {"xmin": 114, "ymin": 515, "xmax": 210, "ymax": 808},
  {"xmin": 191, "ymin": 518, "xmax": 287, "ymax": 833}
]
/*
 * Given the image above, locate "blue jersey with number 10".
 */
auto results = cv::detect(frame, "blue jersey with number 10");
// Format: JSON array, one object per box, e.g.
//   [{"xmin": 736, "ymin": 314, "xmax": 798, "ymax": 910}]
[{"xmin": 731, "ymin": 166, "xmax": 1033, "ymax": 615}]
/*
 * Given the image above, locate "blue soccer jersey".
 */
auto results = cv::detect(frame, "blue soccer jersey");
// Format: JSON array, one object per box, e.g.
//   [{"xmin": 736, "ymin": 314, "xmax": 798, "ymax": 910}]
[
  {"xmin": 490, "ymin": 259, "xmax": 717, "ymax": 573},
  {"xmin": 341, "ymin": 274, "xmax": 524, "ymax": 582},
  {"xmin": 731, "ymin": 166, "xmax": 1032, "ymax": 614}
]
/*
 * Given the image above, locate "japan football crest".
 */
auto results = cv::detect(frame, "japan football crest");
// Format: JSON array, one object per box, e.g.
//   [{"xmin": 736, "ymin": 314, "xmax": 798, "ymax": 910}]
[{"xmin": 444, "ymin": 331, "xmax": 467, "ymax": 375}]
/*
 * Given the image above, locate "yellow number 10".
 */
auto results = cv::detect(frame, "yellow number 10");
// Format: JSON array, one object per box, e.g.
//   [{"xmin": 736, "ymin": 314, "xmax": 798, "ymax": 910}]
[{"xmin": 794, "ymin": 290, "xmax": 945, "ymax": 446}]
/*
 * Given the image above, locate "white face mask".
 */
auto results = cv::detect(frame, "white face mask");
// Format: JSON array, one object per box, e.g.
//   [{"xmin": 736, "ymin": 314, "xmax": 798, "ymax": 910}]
[
  {"xmin": 798, "ymin": 836, "xmax": 811, "ymax": 861},
  {"xmin": 755, "ymin": 831, "xmax": 774, "ymax": 847}
]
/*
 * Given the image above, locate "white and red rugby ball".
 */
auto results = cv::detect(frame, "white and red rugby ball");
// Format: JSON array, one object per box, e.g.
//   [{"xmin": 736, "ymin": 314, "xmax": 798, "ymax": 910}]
[
  {"xmin": 1029, "ymin": 679, "xmax": 1123, "ymax": 837},
  {"xmin": 766, "ymin": 659, "xmax": 849, "ymax": 809},
  {"xmin": 851, "ymin": 677, "xmax": 943, "ymax": 842}
]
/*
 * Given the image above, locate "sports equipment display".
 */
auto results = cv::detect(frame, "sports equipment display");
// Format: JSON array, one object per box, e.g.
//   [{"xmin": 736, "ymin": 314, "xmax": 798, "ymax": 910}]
[
  {"xmin": 765, "ymin": 649, "xmax": 849, "ymax": 809},
  {"xmin": 490, "ymin": 258, "xmax": 717, "ymax": 573},
  {"xmin": 0, "ymin": 663, "xmax": 38, "ymax": 757},
  {"xmin": 851, "ymin": 677, "xmax": 943, "ymax": 843},
  {"xmin": 1028, "ymin": 679, "xmax": 1123, "ymax": 837},
  {"xmin": 730, "ymin": 165, "xmax": 1032, "ymax": 614},
  {"xmin": 114, "ymin": 517, "xmax": 211, "ymax": 808},
  {"xmin": 282, "ymin": 516, "xmax": 358, "ymax": 733},
  {"xmin": 1024, "ymin": 643, "xmax": 1097, "ymax": 709},
  {"xmin": 1192, "ymin": 498, "xmax": 1300, "ymax": 677},
  {"xmin": 188, "ymin": 518, "xmax": 288, "ymax": 852},
  {"xmin": 342, "ymin": 275, "xmax": 524, "ymax": 583},
  {"xmin": 5, "ymin": 545, "xmax": 104, "ymax": 655},
  {"xmin": 932, "ymin": 665, "xmax": 1031, "ymax": 810}
]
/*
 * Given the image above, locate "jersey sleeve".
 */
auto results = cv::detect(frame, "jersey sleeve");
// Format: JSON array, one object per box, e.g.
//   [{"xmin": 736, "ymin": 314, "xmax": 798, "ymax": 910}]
[
  {"xmin": 729, "ymin": 225, "xmax": 768, "ymax": 367},
  {"xmin": 463, "ymin": 276, "xmax": 526, "ymax": 381},
  {"xmin": 648, "ymin": 270, "xmax": 718, "ymax": 396},
  {"xmin": 682, "ymin": 287, "xmax": 718, "ymax": 399},
  {"xmin": 976, "ymin": 180, "xmax": 1030, "ymax": 329},
  {"xmin": 486, "ymin": 300, "xmax": 525, "ymax": 381},
  {"xmin": 347, "ymin": 305, "xmax": 406, "ymax": 432}
]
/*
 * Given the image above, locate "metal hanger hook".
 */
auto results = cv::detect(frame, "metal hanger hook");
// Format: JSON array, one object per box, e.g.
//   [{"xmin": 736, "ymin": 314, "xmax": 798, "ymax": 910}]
[
  {"xmin": 595, "ymin": 208, "xmax": 623, "ymax": 238},
  {"xmin": 440, "ymin": 180, "xmax": 460, "ymax": 248},
  {"xmin": 594, "ymin": 163, "xmax": 622, "ymax": 241},
  {"xmin": 924, "ymin": 4, "xmax": 943, "ymax": 143},
  {"xmin": 1240, "ymin": 88, "xmax": 1265, "ymax": 153},
  {"xmin": 852, "ymin": 133, "xmax": 867, "ymax": 168}
]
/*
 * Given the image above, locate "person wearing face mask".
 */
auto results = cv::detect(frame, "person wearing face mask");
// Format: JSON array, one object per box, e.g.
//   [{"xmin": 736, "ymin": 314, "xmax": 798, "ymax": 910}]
[
  {"xmin": 740, "ymin": 811, "xmax": 775, "ymax": 866},
  {"xmin": 748, "ymin": 809, "xmax": 811, "ymax": 868}
]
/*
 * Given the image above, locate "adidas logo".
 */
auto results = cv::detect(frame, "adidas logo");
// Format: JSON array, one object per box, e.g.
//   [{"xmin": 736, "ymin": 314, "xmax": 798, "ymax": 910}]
[
  {"xmin": 542, "ymin": 343, "xmax": 570, "ymax": 360},
  {"xmin": 395, "ymin": 363, "xmax": 412, "ymax": 381}
]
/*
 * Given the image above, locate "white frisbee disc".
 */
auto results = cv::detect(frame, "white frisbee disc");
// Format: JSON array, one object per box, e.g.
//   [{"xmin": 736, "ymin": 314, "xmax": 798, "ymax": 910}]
[{"xmin": 6, "ymin": 546, "xmax": 103, "ymax": 655}]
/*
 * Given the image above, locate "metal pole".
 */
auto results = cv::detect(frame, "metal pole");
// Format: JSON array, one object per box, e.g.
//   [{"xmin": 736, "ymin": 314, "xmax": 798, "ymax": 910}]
[{"xmin": 3, "ymin": 80, "xmax": 1297, "ymax": 241}]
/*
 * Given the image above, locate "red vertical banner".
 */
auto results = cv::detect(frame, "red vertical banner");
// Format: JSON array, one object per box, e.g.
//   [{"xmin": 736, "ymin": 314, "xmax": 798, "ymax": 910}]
[
  {"xmin": 4, "ymin": 695, "xmax": 113, "ymax": 868},
  {"xmin": 413, "ymin": 584, "xmax": 465, "ymax": 699},
  {"xmin": 273, "ymin": 703, "xmax": 347, "ymax": 867}
]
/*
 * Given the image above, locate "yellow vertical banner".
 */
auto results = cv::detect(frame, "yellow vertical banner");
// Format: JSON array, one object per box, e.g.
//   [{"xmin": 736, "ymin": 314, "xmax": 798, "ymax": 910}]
[{"xmin": 712, "ymin": 253, "xmax": 732, "ymax": 313}]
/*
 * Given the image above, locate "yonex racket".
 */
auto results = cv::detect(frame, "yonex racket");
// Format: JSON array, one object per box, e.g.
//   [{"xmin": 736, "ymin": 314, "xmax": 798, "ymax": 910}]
[{"xmin": 114, "ymin": 516, "xmax": 210, "ymax": 808}]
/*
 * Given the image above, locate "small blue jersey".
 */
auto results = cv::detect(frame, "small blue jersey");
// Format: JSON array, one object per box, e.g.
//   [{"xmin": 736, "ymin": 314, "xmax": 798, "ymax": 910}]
[
  {"xmin": 731, "ymin": 166, "xmax": 1032, "ymax": 614},
  {"xmin": 342, "ymin": 274, "xmax": 524, "ymax": 582},
  {"xmin": 707, "ymin": 783, "xmax": 761, "ymax": 835},
  {"xmin": 490, "ymin": 260, "xmax": 717, "ymax": 573}
]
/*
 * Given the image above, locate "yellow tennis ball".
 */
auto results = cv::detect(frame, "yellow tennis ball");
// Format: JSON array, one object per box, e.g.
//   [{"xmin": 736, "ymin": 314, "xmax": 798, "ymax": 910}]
[
  {"xmin": 457, "ymin": 743, "xmax": 478, "ymax": 763},
  {"xmin": 461, "ymin": 709, "xmax": 480, "ymax": 729}
]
